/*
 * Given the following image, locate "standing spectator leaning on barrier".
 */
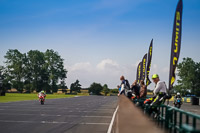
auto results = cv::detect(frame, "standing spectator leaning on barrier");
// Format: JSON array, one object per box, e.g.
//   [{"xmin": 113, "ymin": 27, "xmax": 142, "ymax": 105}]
[
  {"xmin": 130, "ymin": 80, "xmax": 140, "ymax": 99},
  {"xmin": 118, "ymin": 76, "xmax": 131, "ymax": 98},
  {"xmin": 139, "ymin": 80, "xmax": 147, "ymax": 98},
  {"xmin": 149, "ymin": 74, "xmax": 167, "ymax": 117}
]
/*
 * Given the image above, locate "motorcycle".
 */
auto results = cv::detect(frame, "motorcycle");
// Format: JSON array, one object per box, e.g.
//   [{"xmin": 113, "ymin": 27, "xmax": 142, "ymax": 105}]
[
  {"xmin": 174, "ymin": 98, "xmax": 182, "ymax": 108},
  {"xmin": 39, "ymin": 95, "xmax": 45, "ymax": 105}
]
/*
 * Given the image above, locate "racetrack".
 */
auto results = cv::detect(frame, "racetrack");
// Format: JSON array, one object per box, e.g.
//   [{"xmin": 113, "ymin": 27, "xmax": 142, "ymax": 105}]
[
  {"xmin": 168, "ymin": 101, "xmax": 200, "ymax": 115},
  {"xmin": 0, "ymin": 96, "xmax": 118, "ymax": 133}
]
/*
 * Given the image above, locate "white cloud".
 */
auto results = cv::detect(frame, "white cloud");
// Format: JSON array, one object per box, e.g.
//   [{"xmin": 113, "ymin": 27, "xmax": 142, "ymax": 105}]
[
  {"xmin": 66, "ymin": 59, "xmax": 136, "ymax": 88},
  {"xmin": 162, "ymin": 67, "xmax": 169, "ymax": 73},
  {"xmin": 134, "ymin": 60, "xmax": 141, "ymax": 67},
  {"xmin": 69, "ymin": 62, "xmax": 92, "ymax": 72},
  {"xmin": 65, "ymin": 60, "xmax": 171, "ymax": 90},
  {"xmin": 96, "ymin": 58, "xmax": 119, "ymax": 70}
]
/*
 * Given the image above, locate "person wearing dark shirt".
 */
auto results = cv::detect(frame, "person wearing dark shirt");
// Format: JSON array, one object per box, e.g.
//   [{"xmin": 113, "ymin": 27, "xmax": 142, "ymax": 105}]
[
  {"xmin": 118, "ymin": 76, "xmax": 131, "ymax": 98},
  {"xmin": 131, "ymin": 80, "xmax": 140, "ymax": 98}
]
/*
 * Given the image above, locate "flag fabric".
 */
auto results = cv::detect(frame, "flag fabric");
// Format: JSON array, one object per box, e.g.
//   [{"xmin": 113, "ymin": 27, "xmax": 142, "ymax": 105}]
[
  {"xmin": 141, "ymin": 53, "xmax": 147, "ymax": 81},
  {"xmin": 146, "ymin": 39, "xmax": 153, "ymax": 86},
  {"xmin": 136, "ymin": 62, "xmax": 142, "ymax": 83},
  {"xmin": 169, "ymin": 0, "xmax": 183, "ymax": 90}
]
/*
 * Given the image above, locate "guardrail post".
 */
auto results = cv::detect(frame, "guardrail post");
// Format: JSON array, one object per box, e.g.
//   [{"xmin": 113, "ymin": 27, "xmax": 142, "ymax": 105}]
[
  {"xmin": 186, "ymin": 115, "xmax": 189, "ymax": 124},
  {"xmin": 179, "ymin": 112, "xmax": 182, "ymax": 130},
  {"xmin": 161, "ymin": 106, "xmax": 164, "ymax": 127},
  {"xmin": 193, "ymin": 117, "xmax": 196, "ymax": 129},
  {"xmin": 165, "ymin": 106, "xmax": 172, "ymax": 129},
  {"xmin": 174, "ymin": 110, "xmax": 177, "ymax": 133}
]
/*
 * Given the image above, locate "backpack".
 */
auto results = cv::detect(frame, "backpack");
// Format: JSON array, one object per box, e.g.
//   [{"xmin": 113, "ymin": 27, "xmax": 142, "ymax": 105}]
[
  {"xmin": 124, "ymin": 79, "xmax": 130, "ymax": 90},
  {"xmin": 123, "ymin": 80, "xmax": 131, "ymax": 97}
]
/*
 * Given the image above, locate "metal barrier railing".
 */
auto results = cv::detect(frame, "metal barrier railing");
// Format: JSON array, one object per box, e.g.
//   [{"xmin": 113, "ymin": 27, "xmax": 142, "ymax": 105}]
[{"xmin": 133, "ymin": 98, "xmax": 200, "ymax": 133}]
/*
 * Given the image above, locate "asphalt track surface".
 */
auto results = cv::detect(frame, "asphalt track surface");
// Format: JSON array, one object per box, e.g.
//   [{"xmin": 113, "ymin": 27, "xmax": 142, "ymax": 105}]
[
  {"xmin": 168, "ymin": 101, "xmax": 200, "ymax": 115},
  {"xmin": 0, "ymin": 96, "xmax": 118, "ymax": 133}
]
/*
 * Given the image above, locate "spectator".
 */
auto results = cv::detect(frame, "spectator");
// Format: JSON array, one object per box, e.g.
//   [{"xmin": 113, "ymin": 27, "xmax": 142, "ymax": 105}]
[
  {"xmin": 139, "ymin": 80, "xmax": 147, "ymax": 98},
  {"xmin": 149, "ymin": 74, "xmax": 167, "ymax": 118},
  {"xmin": 118, "ymin": 76, "xmax": 130, "ymax": 97},
  {"xmin": 117, "ymin": 85, "xmax": 121, "ymax": 93},
  {"xmin": 130, "ymin": 80, "xmax": 140, "ymax": 98}
]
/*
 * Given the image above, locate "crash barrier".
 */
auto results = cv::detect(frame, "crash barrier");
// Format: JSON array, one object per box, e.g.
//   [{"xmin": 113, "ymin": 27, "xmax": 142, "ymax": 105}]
[
  {"xmin": 191, "ymin": 97, "xmax": 199, "ymax": 105},
  {"xmin": 110, "ymin": 95, "xmax": 165, "ymax": 133},
  {"xmin": 133, "ymin": 98, "xmax": 200, "ymax": 133},
  {"xmin": 164, "ymin": 96, "xmax": 200, "ymax": 105}
]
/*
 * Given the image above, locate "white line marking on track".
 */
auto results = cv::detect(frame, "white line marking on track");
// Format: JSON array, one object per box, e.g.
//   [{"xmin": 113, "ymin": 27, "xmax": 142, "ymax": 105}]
[
  {"xmin": 0, "ymin": 120, "xmax": 110, "ymax": 125},
  {"xmin": 0, "ymin": 113, "xmax": 112, "ymax": 118},
  {"xmin": 94, "ymin": 109, "xmax": 114, "ymax": 111},
  {"xmin": 0, "ymin": 120, "xmax": 37, "ymax": 123},
  {"xmin": 79, "ymin": 122, "xmax": 109, "ymax": 125},
  {"xmin": 107, "ymin": 105, "xmax": 119, "ymax": 133},
  {"xmin": 81, "ymin": 116, "xmax": 112, "ymax": 118}
]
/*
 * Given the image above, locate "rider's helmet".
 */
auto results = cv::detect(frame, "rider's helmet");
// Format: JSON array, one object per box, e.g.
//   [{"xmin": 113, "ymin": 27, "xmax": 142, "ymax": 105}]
[
  {"xmin": 41, "ymin": 90, "xmax": 45, "ymax": 93},
  {"xmin": 177, "ymin": 92, "xmax": 180, "ymax": 96}
]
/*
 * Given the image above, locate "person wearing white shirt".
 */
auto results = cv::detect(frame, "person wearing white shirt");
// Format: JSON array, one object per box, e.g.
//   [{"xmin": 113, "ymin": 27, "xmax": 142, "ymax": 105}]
[{"xmin": 149, "ymin": 74, "xmax": 167, "ymax": 118}]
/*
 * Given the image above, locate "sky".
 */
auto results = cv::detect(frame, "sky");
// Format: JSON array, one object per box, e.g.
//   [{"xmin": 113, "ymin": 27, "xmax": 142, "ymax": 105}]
[{"xmin": 0, "ymin": 0, "xmax": 200, "ymax": 89}]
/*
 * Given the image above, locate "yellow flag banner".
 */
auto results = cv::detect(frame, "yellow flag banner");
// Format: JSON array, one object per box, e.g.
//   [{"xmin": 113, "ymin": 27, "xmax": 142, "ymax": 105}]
[
  {"xmin": 146, "ymin": 39, "xmax": 153, "ymax": 86},
  {"xmin": 169, "ymin": 0, "xmax": 183, "ymax": 89},
  {"xmin": 136, "ymin": 62, "xmax": 142, "ymax": 83},
  {"xmin": 141, "ymin": 53, "xmax": 147, "ymax": 81}
]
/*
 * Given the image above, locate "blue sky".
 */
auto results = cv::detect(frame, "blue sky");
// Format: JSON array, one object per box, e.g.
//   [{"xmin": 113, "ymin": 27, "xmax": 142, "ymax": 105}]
[{"xmin": 0, "ymin": 0, "xmax": 200, "ymax": 89}]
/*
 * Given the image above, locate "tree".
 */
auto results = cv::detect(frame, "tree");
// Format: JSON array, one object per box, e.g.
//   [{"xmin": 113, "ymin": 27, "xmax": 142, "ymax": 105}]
[
  {"xmin": 175, "ymin": 57, "xmax": 200, "ymax": 96},
  {"xmin": 0, "ymin": 68, "xmax": 6, "ymax": 96},
  {"xmin": 88, "ymin": 82, "xmax": 103, "ymax": 95},
  {"xmin": 26, "ymin": 50, "xmax": 46, "ymax": 92},
  {"xmin": 173, "ymin": 84, "xmax": 190, "ymax": 96},
  {"xmin": 0, "ymin": 66, "xmax": 11, "ymax": 92},
  {"xmin": 102, "ymin": 84, "xmax": 110, "ymax": 96},
  {"xmin": 44, "ymin": 49, "xmax": 67, "ymax": 93},
  {"xmin": 4, "ymin": 49, "xmax": 25, "ymax": 93},
  {"xmin": 3, "ymin": 49, "xmax": 68, "ymax": 93},
  {"xmin": 110, "ymin": 89, "xmax": 119, "ymax": 94},
  {"xmin": 70, "ymin": 80, "xmax": 81, "ymax": 93}
]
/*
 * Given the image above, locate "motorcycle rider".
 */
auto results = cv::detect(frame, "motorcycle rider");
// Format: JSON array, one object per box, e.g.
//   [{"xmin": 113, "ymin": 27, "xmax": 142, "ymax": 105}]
[
  {"xmin": 38, "ymin": 90, "xmax": 46, "ymax": 99},
  {"xmin": 174, "ymin": 92, "xmax": 182, "ymax": 105}
]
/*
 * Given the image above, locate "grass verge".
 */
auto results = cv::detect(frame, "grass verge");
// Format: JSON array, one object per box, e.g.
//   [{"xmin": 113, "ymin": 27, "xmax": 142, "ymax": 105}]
[{"xmin": 0, "ymin": 93, "xmax": 76, "ymax": 103}]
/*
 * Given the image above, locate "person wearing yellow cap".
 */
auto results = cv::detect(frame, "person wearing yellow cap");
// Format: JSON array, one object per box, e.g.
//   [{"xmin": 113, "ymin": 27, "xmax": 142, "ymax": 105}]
[
  {"xmin": 151, "ymin": 74, "xmax": 167, "ymax": 96},
  {"xmin": 149, "ymin": 74, "xmax": 167, "ymax": 118}
]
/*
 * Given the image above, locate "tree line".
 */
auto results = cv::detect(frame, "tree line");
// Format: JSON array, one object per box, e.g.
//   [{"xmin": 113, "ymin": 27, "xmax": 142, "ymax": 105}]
[
  {"xmin": 0, "ymin": 49, "xmax": 67, "ymax": 93},
  {"xmin": 173, "ymin": 57, "xmax": 200, "ymax": 96},
  {"xmin": 0, "ymin": 49, "xmax": 115, "ymax": 95},
  {"xmin": 70, "ymin": 80, "xmax": 112, "ymax": 96},
  {"xmin": 3, "ymin": 49, "xmax": 198, "ymax": 96}
]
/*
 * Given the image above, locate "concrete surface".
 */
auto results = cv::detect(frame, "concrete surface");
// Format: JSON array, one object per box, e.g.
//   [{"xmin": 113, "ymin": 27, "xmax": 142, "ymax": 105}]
[
  {"xmin": 0, "ymin": 96, "xmax": 118, "ymax": 133},
  {"xmin": 111, "ymin": 95, "xmax": 165, "ymax": 133}
]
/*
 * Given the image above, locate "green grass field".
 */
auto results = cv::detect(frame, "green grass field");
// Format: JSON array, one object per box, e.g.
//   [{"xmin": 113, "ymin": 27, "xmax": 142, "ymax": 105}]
[{"xmin": 0, "ymin": 93, "xmax": 76, "ymax": 103}]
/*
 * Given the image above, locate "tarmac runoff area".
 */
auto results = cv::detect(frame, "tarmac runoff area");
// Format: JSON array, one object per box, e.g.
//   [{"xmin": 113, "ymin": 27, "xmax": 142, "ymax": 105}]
[
  {"xmin": 0, "ymin": 96, "xmax": 118, "ymax": 133},
  {"xmin": 1, "ymin": 96, "xmax": 200, "ymax": 133},
  {"xmin": 168, "ymin": 101, "xmax": 200, "ymax": 115}
]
